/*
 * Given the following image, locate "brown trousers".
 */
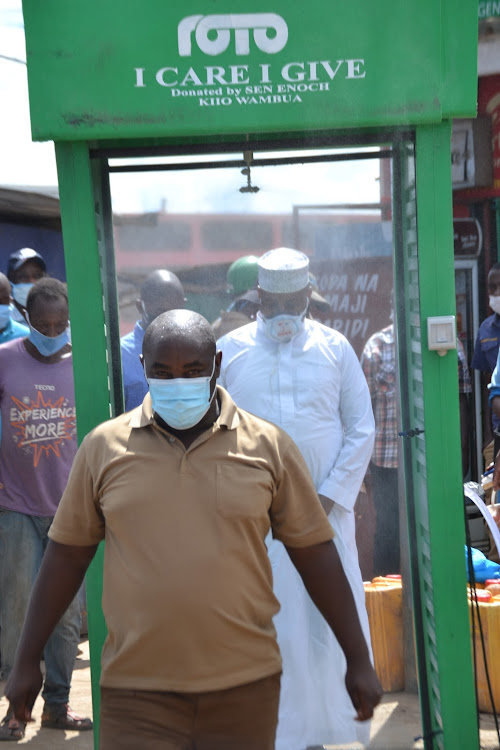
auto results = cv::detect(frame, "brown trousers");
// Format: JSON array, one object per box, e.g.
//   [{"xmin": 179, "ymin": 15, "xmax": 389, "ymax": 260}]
[{"xmin": 99, "ymin": 673, "xmax": 281, "ymax": 750}]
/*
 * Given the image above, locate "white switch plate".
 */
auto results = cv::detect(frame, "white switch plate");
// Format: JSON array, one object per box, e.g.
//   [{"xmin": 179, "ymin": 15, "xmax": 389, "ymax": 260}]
[{"xmin": 427, "ymin": 315, "xmax": 456, "ymax": 352}]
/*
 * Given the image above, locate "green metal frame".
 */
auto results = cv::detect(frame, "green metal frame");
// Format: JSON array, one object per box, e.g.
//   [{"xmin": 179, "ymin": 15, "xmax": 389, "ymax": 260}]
[
  {"xmin": 55, "ymin": 142, "xmax": 114, "ymax": 744},
  {"xmin": 391, "ymin": 123, "xmax": 479, "ymax": 750},
  {"xmin": 19, "ymin": 1, "xmax": 480, "ymax": 746},
  {"xmin": 413, "ymin": 123, "xmax": 478, "ymax": 749}
]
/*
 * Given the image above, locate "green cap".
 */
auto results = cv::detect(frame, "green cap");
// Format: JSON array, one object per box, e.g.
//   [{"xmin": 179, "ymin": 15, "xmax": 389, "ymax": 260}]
[{"xmin": 227, "ymin": 255, "xmax": 259, "ymax": 295}]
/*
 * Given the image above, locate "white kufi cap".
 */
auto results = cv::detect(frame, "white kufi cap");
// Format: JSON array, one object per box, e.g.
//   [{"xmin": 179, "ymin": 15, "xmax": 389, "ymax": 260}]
[{"xmin": 258, "ymin": 248, "xmax": 310, "ymax": 293}]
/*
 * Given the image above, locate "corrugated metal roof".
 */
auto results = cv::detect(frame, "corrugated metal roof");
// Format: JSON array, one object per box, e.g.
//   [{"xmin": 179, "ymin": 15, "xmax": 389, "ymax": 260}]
[{"xmin": 0, "ymin": 185, "xmax": 60, "ymax": 227}]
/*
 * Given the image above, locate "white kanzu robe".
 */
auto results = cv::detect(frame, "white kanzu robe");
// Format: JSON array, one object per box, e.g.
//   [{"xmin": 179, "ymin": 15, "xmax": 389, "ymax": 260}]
[{"xmin": 218, "ymin": 315, "xmax": 375, "ymax": 749}]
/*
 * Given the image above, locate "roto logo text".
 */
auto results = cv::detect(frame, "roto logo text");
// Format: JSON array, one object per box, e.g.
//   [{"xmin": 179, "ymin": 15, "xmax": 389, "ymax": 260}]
[{"xmin": 178, "ymin": 14, "xmax": 288, "ymax": 57}]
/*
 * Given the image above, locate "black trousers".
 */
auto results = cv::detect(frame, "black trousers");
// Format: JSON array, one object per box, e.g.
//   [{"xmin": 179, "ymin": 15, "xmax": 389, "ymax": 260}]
[{"xmin": 370, "ymin": 462, "xmax": 400, "ymax": 577}]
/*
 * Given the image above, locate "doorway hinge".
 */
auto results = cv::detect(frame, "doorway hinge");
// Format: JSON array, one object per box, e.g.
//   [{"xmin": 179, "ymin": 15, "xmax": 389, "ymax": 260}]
[{"xmin": 398, "ymin": 428, "xmax": 425, "ymax": 438}]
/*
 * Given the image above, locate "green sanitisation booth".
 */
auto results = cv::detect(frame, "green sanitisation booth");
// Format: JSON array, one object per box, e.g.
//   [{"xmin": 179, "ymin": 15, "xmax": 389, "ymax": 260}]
[{"xmin": 21, "ymin": 2, "xmax": 480, "ymax": 748}]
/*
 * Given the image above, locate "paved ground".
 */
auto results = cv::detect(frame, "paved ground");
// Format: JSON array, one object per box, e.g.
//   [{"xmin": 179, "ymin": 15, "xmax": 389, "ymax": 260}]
[
  {"xmin": 0, "ymin": 640, "xmax": 93, "ymax": 747},
  {"xmin": 0, "ymin": 641, "xmax": 499, "ymax": 748}
]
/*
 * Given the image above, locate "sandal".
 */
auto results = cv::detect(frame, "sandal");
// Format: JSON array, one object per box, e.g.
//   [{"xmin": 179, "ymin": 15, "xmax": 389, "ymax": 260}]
[
  {"xmin": 0, "ymin": 712, "xmax": 26, "ymax": 742},
  {"xmin": 41, "ymin": 703, "xmax": 92, "ymax": 731}
]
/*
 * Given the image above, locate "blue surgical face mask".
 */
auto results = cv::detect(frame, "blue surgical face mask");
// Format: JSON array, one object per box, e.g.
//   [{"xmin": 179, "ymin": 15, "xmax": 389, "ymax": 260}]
[
  {"xmin": 0, "ymin": 304, "xmax": 11, "ymax": 330},
  {"xmin": 263, "ymin": 305, "xmax": 308, "ymax": 343},
  {"xmin": 25, "ymin": 313, "xmax": 71, "ymax": 357},
  {"xmin": 146, "ymin": 358, "xmax": 217, "ymax": 430},
  {"xmin": 11, "ymin": 283, "xmax": 33, "ymax": 308}
]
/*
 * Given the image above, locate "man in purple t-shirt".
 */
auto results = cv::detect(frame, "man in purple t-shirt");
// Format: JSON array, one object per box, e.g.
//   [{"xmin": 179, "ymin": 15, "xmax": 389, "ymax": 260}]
[{"xmin": 0, "ymin": 278, "xmax": 92, "ymax": 741}]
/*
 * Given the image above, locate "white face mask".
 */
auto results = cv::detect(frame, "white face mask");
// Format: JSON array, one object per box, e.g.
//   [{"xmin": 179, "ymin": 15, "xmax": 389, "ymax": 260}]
[
  {"xmin": 490, "ymin": 296, "xmax": 500, "ymax": 315},
  {"xmin": 263, "ymin": 305, "xmax": 308, "ymax": 343}
]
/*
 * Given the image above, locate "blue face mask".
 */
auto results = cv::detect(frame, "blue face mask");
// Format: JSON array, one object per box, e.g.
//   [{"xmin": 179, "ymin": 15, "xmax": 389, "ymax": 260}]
[
  {"xmin": 0, "ymin": 304, "xmax": 11, "ymax": 330},
  {"xmin": 26, "ymin": 318, "xmax": 71, "ymax": 357},
  {"xmin": 263, "ymin": 305, "xmax": 308, "ymax": 343},
  {"xmin": 146, "ymin": 359, "xmax": 216, "ymax": 430},
  {"xmin": 11, "ymin": 283, "xmax": 33, "ymax": 308}
]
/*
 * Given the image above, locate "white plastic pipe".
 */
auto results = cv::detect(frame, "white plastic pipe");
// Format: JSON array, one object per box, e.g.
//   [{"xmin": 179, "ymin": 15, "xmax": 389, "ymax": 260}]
[{"xmin": 464, "ymin": 485, "xmax": 500, "ymax": 560}]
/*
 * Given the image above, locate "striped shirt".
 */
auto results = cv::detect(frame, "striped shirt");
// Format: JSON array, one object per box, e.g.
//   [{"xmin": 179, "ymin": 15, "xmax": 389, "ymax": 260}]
[
  {"xmin": 360, "ymin": 324, "xmax": 397, "ymax": 468},
  {"xmin": 361, "ymin": 326, "xmax": 472, "ymax": 469}
]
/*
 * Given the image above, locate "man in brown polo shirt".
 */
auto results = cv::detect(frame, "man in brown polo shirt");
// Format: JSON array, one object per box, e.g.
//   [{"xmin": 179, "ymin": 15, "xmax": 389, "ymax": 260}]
[{"xmin": 4, "ymin": 310, "xmax": 381, "ymax": 750}]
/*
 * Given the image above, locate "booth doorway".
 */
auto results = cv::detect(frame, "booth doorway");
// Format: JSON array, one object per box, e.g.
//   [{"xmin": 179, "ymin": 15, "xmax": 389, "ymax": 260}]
[{"xmin": 82, "ymin": 136, "xmax": 442, "ymax": 746}]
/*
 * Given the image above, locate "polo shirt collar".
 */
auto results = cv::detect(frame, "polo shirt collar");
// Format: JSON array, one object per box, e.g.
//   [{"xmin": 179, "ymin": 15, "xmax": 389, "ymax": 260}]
[
  {"xmin": 216, "ymin": 386, "xmax": 240, "ymax": 429},
  {"xmin": 128, "ymin": 385, "xmax": 240, "ymax": 431}
]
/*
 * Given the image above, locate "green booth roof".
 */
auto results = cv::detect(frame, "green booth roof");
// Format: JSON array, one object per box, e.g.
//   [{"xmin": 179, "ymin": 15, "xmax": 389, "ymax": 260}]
[{"xmin": 22, "ymin": 0, "xmax": 478, "ymax": 143}]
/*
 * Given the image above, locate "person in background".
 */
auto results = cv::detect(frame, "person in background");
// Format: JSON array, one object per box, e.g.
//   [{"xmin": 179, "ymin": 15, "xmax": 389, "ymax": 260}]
[
  {"xmin": 0, "ymin": 272, "xmax": 30, "ymax": 442},
  {"xmin": 307, "ymin": 272, "xmax": 333, "ymax": 325},
  {"xmin": 3, "ymin": 310, "xmax": 381, "ymax": 750},
  {"xmin": 0, "ymin": 278, "xmax": 91, "ymax": 741},
  {"xmin": 457, "ymin": 337, "xmax": 472, "ymax": 477},
  {"xmin": 6, "ymin": 248, "xmax": 46, "ymax": 324},
  {"xmin": 362, "ymin": 321, "xmax": 472, "ymax": 577},
  {"xmin": 472, "ymin": 262, "xmax": 500, "ymax": 465},
  {"xmin": 490, "ymin": 345, "xmax": 500, "ymax": 493},
  {"xmin": 121, "ymin": 269, "xmax": 185, "ymax": 411},
  {"xmin": 0, "ymin": 274, "xmax": 30, "ymax": 677},
  {"xmin": 218, "ymin": 248, "xmax": 375, "ymax": 750},
  {"xmin": 212, "ymin": 255, "xmax": 260, "ymax": 339},
  {"xmin": 0, "ymin": 274, "xmax": 28, "ymax": 345},
  {"xmin": 360, "ymin": 322, "xmax": 399, "ymax": 577}
]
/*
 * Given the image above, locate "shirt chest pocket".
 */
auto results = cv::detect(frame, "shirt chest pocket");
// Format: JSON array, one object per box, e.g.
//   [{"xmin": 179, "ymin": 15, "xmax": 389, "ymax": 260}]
[
  {"xmin": 216, "ymin": 463, "xmax": 273, "ymax": 519},
  {"xmin": 482, "ymin": 338, "xmax": 500, "ymax": 370}
]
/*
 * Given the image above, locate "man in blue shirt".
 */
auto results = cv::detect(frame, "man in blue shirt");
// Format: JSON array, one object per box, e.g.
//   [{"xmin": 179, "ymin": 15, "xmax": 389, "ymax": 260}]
[
  {"xmin": 121, "ymin": 270, "xmax": 185, "ymax": 411},
  {"xmin": 0, "ymin": 274, "xmax": 29, "ymax": 345},
  {"xmin": 472, "ymin": 263, "xmax": 500, "ymax": 462},
  {"xmin": 6, "ymin": 248, "xmax": 47, "ymax": 324},
  {"xmin": 488, "ymin": 348, "xmax": 500, "ymax": 445},
  {"xmin": 472, "ymin": 263, "xmax": 500, "ymax": 373}
]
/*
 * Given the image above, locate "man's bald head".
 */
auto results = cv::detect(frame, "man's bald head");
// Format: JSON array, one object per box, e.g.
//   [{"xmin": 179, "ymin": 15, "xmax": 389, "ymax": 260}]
[
  {"xmin": 143, "ymin": 309, "xmax": 216, "ymax": 369},
  {"xmin": 138, "ymin": 270, "xmax": 186, "ymax": 327}
]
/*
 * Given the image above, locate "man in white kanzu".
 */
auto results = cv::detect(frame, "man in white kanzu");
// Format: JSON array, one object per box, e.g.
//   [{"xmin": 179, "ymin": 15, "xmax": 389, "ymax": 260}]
[{"xmin": 218, "ymin": 248, "xmax": 375, "ymax": 749}]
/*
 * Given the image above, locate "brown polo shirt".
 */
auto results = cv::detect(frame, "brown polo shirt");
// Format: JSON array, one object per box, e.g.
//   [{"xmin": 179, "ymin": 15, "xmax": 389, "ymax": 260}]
[{"xmin": 49, "ymin": 386, "xmax": 334, "ymax": 692}]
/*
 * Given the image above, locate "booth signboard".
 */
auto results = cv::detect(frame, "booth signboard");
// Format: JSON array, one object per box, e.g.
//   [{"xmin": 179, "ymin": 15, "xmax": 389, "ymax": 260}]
[{"xmin": 23, "ymin": 0, "xmax": 477, "ymax": 142}]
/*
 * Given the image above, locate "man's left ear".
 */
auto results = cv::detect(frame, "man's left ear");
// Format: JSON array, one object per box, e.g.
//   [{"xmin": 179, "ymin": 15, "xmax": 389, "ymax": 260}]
[
  {"xmin": 215, "ymin": 350, "xmax": 222, "ymax": 377},
  {"xmin": 306, "ymin": 284, "xmax": 313, "ymax": 299}
]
